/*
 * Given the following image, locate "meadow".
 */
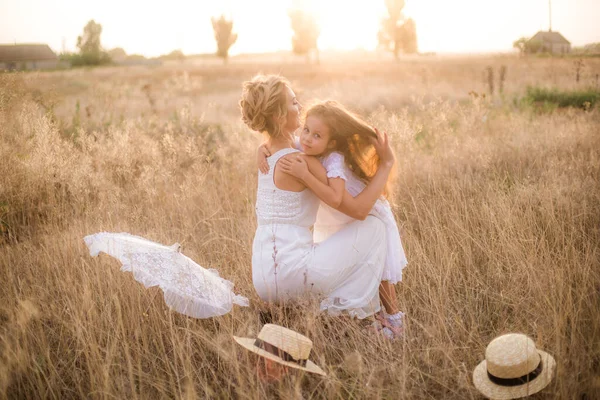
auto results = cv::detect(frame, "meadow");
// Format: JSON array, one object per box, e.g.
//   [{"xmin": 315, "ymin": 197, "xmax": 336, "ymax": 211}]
[{"xmin": 1, "ymin": 54, "xmax": 599, "ymax": 399}]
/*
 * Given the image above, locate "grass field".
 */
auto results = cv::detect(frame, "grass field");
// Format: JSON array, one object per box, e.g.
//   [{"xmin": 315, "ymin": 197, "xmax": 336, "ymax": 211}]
[{"xmin": 1, "ymin": 54, "xmax": 599, "ymax": 399}]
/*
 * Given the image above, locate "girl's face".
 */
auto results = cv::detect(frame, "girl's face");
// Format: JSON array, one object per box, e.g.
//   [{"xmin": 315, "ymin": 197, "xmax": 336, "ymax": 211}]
[
  {"xmin": 300, "ymin": 115, "xmax": 336, "ymax": 156},
  {"xmin": 281, "ymin": 86, "xmax": 303, "ymax": 135}
]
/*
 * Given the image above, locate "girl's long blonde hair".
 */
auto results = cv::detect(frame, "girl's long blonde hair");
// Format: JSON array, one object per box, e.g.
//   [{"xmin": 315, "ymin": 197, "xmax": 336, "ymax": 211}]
[{"xmin": 306, "ymin": 100, "xmax": 394, "ymax": 198}]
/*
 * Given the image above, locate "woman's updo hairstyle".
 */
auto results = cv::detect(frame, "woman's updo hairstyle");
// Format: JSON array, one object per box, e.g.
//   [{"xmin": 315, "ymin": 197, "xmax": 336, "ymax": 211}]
[{"xmin": 239, "ymin": 75, "xmax": 291, "ymax": 138}]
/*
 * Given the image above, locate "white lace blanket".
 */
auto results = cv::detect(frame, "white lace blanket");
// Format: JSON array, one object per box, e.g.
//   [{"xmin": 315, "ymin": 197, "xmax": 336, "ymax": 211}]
[{"xmin": 84, "ymin": 232, "xmax": 249, "ymax": 318}]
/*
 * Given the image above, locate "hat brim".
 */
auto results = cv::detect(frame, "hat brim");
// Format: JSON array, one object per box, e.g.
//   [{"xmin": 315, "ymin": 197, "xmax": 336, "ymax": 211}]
[
  {"xmin": 472, "ymin": 350, "xmax": 555, "ymax": 400},
  {"xmin": 233, "ymin": 336, "xmax": 327, "ymax": 376}
]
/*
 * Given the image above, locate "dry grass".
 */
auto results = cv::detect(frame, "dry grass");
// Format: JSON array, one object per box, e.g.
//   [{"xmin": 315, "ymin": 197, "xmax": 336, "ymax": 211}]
[{"xmin": 1, "ymin": 55, "xmax": 599, "ymax": 399}]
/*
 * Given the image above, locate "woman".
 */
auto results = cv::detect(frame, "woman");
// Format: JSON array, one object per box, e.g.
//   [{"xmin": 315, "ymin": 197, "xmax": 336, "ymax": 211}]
[{"xmin": 240, "ymin": 75, "xmax": 396, "ymax": 318}]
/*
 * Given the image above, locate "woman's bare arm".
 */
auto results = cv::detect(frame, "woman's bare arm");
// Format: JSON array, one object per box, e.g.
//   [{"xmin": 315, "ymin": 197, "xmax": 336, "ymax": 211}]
[
  {"xmin": 281, "ymin": 158, "xmax": 393, "ymax": 220},
  {"xmin": 336, "ymin": 163, "xmax": 393, "ymax": 220},
  {"xmin": 301, "ymin": 176, "xmax": 346, "ymax": 209},
  {"xmin": 339, "ymin": 130, "xmax": 395, "ymax": 219}
]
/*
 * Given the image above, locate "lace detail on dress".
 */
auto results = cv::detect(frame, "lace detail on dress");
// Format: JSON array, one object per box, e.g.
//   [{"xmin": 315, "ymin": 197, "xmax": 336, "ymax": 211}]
[
  {"xmin": 321, "ymin": 152, "xmax": 347, "ymax": 181},
  {"xmin": 256, "ymin": 187, "xmax": 303, "ymax": 225},
  {"xmin": 255, "ymin": 148, "xmax": 316, "ymax": 226}
]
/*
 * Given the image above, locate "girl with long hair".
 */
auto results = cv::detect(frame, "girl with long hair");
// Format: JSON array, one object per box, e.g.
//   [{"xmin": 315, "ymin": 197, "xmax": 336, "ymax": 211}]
[{"xmin": 260, "ymin": 100, "xmax": 407, "ymax": 338}]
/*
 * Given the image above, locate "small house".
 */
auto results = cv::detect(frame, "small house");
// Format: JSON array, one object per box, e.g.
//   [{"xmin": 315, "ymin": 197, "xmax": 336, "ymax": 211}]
[
  {"xmin": 528, "ymin": 31, "xmax": 571, "ymax": 54},
  {"xmin": 0, "ymin": 44, "xmax": 59, "ymax": 71}
]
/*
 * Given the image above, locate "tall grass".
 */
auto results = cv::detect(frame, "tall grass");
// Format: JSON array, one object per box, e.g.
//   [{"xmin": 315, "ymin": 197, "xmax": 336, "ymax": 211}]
[
  {"xmin": 1, "ymin": 57, "xmax": 599, "ymax": 399},
  {"xmin": 525, "ymin": 86, "xmax": 599, "ymax": 109}
]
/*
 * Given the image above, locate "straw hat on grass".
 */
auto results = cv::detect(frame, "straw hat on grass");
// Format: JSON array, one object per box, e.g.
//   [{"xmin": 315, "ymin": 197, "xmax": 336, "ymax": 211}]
[
  {"xmin": 234, "ymin": 324, "xmax": 326, "ymax": 376},
  {"xmin": 473, "ymin": 333, "xmax": 555, "ymax": 399}
]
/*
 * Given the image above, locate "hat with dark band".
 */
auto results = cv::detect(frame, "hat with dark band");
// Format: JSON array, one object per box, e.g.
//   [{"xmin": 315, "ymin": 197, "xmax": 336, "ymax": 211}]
[
  {"xmin": 234, "ymin": 324, "xmax": 326, "ymax": 376},
  {"xmin": 473, "ymin": 333, "xmax": 555, "ymax": 399}
]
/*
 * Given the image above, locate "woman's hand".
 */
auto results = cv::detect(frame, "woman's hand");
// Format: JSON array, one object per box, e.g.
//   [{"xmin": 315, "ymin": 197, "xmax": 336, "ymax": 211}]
[
  {"xmin": 279, "ymin": 155, "xmax": 309, "ymax": 181},
  {"xmin": 370, "ymin": 128, "xmax": 396, "ymax": 167},
  {"xmin": 257, "ymin": 143, "xmax": 271, "ymax": 174}
]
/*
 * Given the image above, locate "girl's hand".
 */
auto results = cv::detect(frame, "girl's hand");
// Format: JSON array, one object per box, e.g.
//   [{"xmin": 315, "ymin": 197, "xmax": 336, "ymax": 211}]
[
  {"xmin": 279, "ymin": 154, "xmax": 309, "ymax": 181},
  {"xmin": 257, "ymin": 143, "xmax": 271, "ymax": 174},
  {"xmin": 370, "ymin": 128, "xmax": 396, "ymax": 167}
]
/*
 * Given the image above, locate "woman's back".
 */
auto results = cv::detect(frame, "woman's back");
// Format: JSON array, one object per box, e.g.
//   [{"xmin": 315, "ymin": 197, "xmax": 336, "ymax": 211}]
[
  {"xmin": 255, "ymin": 148, "xmax": 320, "ymax": 227},
  {"xmin": 253, "ymin": 148, "xmax": 320, "ymax": 302}
]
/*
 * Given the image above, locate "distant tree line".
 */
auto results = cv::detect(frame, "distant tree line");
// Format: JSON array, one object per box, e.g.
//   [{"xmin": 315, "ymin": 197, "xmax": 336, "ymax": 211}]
[{"xmin": 62, "ymin": 1, "xmax": 419, "ymax": 67}]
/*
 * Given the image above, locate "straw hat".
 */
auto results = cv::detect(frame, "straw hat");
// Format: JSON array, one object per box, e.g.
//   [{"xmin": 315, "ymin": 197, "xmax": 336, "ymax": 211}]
[
  {"xmin": 473, "ymin": 333, "xmax": 555, "ymax": 399},
  {"xmin": 234, "ymin": 324, "xmax": 326, "ymax": 376}
]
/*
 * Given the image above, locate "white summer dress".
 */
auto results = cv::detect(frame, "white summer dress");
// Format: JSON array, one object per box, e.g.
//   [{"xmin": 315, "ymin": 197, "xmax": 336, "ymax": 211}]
[
  {"xmin": 314, "ymin": 152, "xmax": 408, "ymax": 284},
  {"xmin": 252, "ymin": 148, "xmax": 387, "ymax": 319}
]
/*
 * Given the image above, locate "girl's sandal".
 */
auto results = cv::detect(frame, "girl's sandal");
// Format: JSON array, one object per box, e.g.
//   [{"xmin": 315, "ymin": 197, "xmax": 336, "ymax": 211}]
[
  {"xmin": 366, "ymin": 320, "xmax": 383, "ymax": 335},
  {"xmin": 386, "ymin": 324, "xmax": 405, "ymax": 340},
  {"xmin": 367, "ymin": 320, "xmax": 398, "ymax": 340},
  {"xmin": 375, "ymin": 312, "xmax": 405, "ymax": 340}
]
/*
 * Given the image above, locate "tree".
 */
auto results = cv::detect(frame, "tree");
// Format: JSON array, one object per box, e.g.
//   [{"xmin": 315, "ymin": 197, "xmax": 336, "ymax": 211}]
[
  {"xmin": 513, "ymin": 37, "xmax": 543, "ymax": 54},
  {"xmin": 288, "ymin": 8, "xmax": 320, "ymax": 63},
  {"xmin": 513, "ymin": 37, "xmax": 528, "ymax": 54},
  {"xmin": 398, "ymin": 18, "xmax": 417, "ymax": 54},
  {"xmin": 76, "ymin": 20, "xmax": 110, "ymax": 65},
  {"xmin": 378, "ymin": 0, "xmax": 418, "ymax": 58},
  {"xmin": 211, "ymin": 15, "xmax": 237, "ymax": 64}
]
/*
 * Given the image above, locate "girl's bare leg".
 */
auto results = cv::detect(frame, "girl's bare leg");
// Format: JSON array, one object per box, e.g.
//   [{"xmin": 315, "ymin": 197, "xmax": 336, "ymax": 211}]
[
  {"xmin": 379, "ymin": 281, "xmax": 399, "ymax": 315},
  {"xmin": 375, "ymin": 281, "xmax": 405, "ymax": 339}
]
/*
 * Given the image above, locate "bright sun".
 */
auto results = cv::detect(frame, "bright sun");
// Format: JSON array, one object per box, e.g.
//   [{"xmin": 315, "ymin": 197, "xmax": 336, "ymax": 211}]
[{"xmin": 313, "ymin": 1, "xmax": 386, "ymax": 51}]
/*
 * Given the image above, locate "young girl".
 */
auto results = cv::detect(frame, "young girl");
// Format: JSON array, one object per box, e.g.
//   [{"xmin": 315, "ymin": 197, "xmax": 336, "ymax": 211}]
[{"xmin": 258, "ymin": 100, "xmax": 407, "ymax": 339}]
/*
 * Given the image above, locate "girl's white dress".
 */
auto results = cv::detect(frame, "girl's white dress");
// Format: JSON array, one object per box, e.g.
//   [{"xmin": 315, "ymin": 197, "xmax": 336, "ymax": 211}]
[
  {"xmin": 253, "ymin": 148, "xmax": 387, "ymax": 319},
  {"xmin": 314, "ymin": 152, "xmax": 408, "ymax": 284}
]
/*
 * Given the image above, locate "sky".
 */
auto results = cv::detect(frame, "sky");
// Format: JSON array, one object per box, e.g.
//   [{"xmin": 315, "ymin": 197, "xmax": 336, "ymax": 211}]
[{"xmin": 1, "ymin": 0, "xmax": 599, "ymax": 57}]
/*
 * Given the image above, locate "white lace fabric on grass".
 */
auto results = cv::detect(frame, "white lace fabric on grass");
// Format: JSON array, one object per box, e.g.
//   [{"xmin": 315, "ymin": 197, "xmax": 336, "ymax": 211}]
[{"xmin": 84, "ymin": 232, "xmax": 249, "ymax": 318}]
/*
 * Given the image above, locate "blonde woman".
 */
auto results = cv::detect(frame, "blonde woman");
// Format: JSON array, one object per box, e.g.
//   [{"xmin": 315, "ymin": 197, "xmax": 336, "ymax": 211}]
[{"xmin": 240, "ymin": 75, "xmax": 395, "ymax": 319}]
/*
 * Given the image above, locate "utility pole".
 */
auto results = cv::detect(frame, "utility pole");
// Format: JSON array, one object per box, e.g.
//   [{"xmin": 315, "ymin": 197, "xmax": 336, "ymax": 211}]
[{"xmin": 549, "ymin": 0, "xmax": 552, "ymax": 31}]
